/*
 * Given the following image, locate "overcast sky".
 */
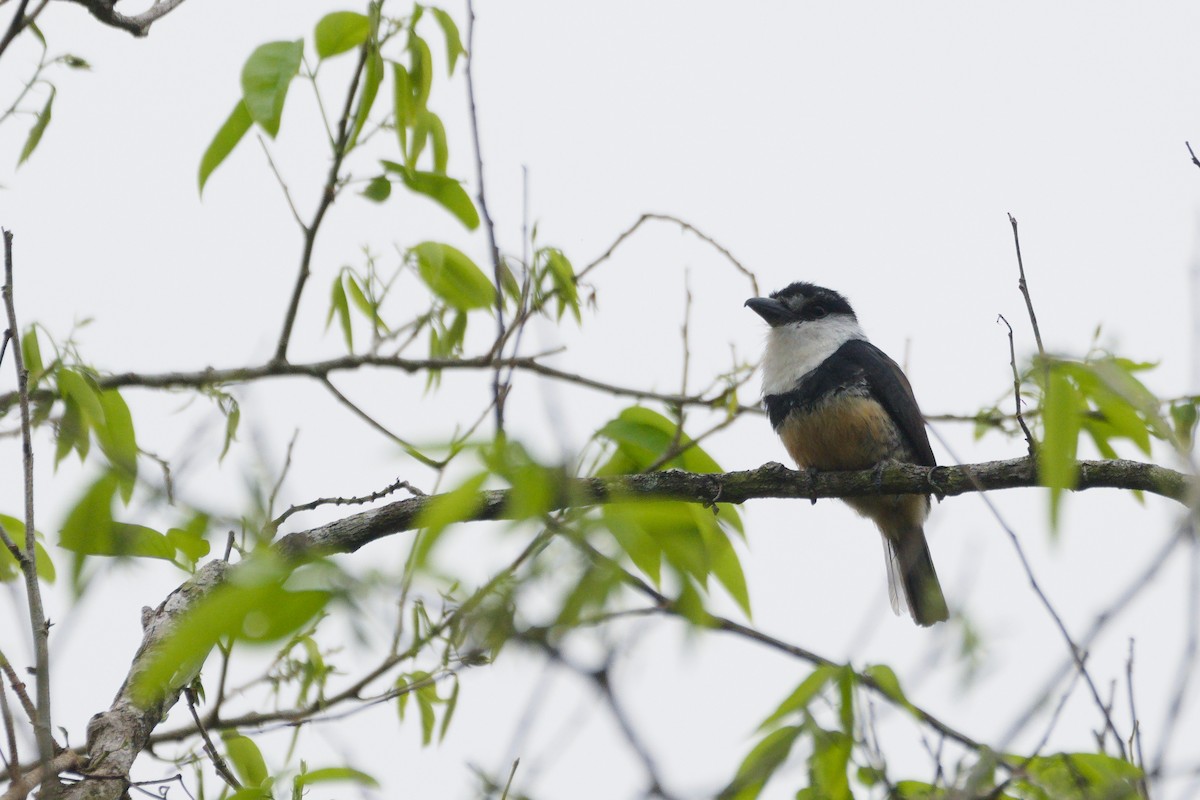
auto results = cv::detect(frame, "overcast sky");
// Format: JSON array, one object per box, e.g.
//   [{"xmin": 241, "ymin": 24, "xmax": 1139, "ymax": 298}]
[{"xmin": 2, "ymin": 1, "xmax": 1199, "ymax": 798}]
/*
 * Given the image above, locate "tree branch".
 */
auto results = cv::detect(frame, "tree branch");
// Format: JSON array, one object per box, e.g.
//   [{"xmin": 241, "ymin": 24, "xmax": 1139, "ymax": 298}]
[
  {"xmin": 65, "ymin": 0, "xmax": 188, "ymax": 37},
  {"xmin": 49, "ymin": 455, "xmax": 1187, "ymax": 794},
  {"xmin": 275, "ymin": 457, "xmax": 1191, "ymax": 560}
]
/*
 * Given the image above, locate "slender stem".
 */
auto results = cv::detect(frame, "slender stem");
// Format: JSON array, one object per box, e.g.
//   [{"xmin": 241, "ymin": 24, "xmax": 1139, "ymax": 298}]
[
  {"xmin": 464, "ymin": 0, "xmax": 507, "ymax": 434},
  {"xmin": 1007, "ymin": 213, "xmax": 1045, "ymax": 358},
  {"xmin": 998, "ymin": 314, "xmax": 1036, "ymax": 456},
  {"xmin": 0, "ymin": 0, "xmax": 31, "ymax": 60},
  {"xmin": 1, "ymin": 230, "xmax": 56, "ymax": 793},
  {"xmin": 273, "ymin": 43, "xmax": 369, "ymax": 364}
]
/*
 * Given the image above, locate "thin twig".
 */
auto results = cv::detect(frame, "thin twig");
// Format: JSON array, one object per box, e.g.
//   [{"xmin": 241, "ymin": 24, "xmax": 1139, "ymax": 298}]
[
  {"xmin": 0, "ymin": 667, "xmax": 18, "ymax": 786},
  {"xmin": 998, "ymin": 315, "xmax": 1036, "ymax": 456},
  {"xmin": 577, "ymin": 213, "xmax": 759, "ymax": 296},
  {"xmin": 255, "ymin": 134, "xmax": 306, "ymax": 231},
  {"xmin": 266, "ymin": 429, "xmax": 300, "ymax": 517},
  {"xmin": 1187, "ymin": 141, "xmax": 1200, "ymax": 170},
  {"xmin": 1002, "ymin": 523, "xmax": 1186, "ymax": 747},
  {"xmin": 464, "ymin": 0, "xmax": 508, "ymax": 435},
  {"xmin": 0, "ymin": 0, "xmax": 31, "ymax": 59},
  {"xmin": 273, "ymin": 42, "xmax": 369, "ymax": 363},
  {"xmin": 183, "ymin": 687, "xmax": 240, "ymax": 791},
  {"xmin": 499, "ymin": 759, "xmax": 519, "ymax": 800},
  {"xmin": 1126, "ymin": 639, "xmax": 1148, "ymax": 798},
  {"xmin": 1153, "ymin": 529, "xmax": 1199, "ymax": 778},
  {"xmin": 272, "ymin": 476, "xmax": 426, "ymax": 529},
  {"xmin": 1, "ymin": 230, "xmax": 57, "ymax": 788},
  {"xmin": 1007, "ymin": 213, "xmax": 1045, "ymax": 358},
  {"xmin": 928, "ymin": 425, "xmax": 1127, "ymax": 760}
]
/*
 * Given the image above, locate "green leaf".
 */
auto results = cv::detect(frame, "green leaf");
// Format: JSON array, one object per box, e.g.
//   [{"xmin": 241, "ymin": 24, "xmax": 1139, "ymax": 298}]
[
  {"xmin": 241, "ymin": 40, "xmax": 303, "ymax": 138},
  {"xmin": 222, "ymin": 732, "xmax": 269, "ymax": 788},
  {"xmin": 314, "ymin": 11, "xmax": 370, "ymax": 59},
  {"xmin": 1171, "ymin": 400, "xmax": 1198, "ymax": 450},
  {"xmin": 132, "ymin": 576, "xmax": 331, "ymax": 706},
  {"xmin": 757, "ymin": 665, "xmax": 836, "ymax": 731},
  {"xmin": 1039, "ymin": 364, "xmax": 1081, "ymax": 530},
  {"xmin": 602, "ymin": 504, "xmax": 664, "ymax": 585},
  {"xmin": 0, "ymin": 516, "xmax": 56, "ymax": 584},
  {"xmin": 409, "ymin": 33, "xmax": 433, "ymax": 112},
  {"xmin": 349, "ymin": 43, "xmax": 383, "ymax": 148},
  {"xmin": 414, "ymin": 471, "xmax": 488, "ymax": 536},
  {"xmin": 57, "ymin": 367, "xmax": 104, "ymax": 427},
  {"xmin": 1019, "ymin": 752, "xmax": 1142, "ymax": 800},
  {"xmin": 199, "ymin": 100, "xmax": 253, "ymax": 193},
  {"xmin": 166, "ymin": 514, "xmax": 211, "ymax": 564},
  {"xmin": 293, "ymin": 767, "xmax": 379, "ymax": 789},
  {"xmin": 18, "ymin": 87, "xmax": 53, "ymax": 166},
  {"xmin": 429, "ymin": 8, "xmax": 466, "ymax": 74},
  {"xmin": 720, "ymin": 725, "xmax": 802, "ymax": 800},
  {"xmin": 412, "ymin": 241, "xmax": 494, "ymax": 309},
  {"xmin": 326, "ymin": 273, "xmax": 353, "ymax": 350},
  {"xmin": 696, "ymin": 506, "xmax": 751, "ymax": 616},
  {"xmin": 807, "ymin": 727, "xmax": 853, "ymax": 800},
  {"xmin": 362, "ymin": 175, "xmax": 391, "ymax": 202},
  {"xmin": 543, "ymin": 247, "xmax": 580, "ymax": 322},
  {"xmin": 55, "ymin": 396, "xmax": 87, "ymax": 465},
  {"xmin": 21, "ymin": 327, "xmax": 44, "ymax": 384},
  {"xmin": 221, "ymin": 397, "xmax": 241, "ymax": 460},
  {"xmin": 96, "ymin": 390, "xmax": 138, "ymax": 504},
  {"xmin": 60, "ymin": 473, "xmax": 175, "ymax": 561},
  {"xmin": 392, "ymin": 61, "xmax": 412, "ymax": 152},
  {"xmin": 383, "ymin": 161, "xmax": 479, "ymax": 229},
  {"xmin": 414, "ymin": 110, "xmax": 448, "ymax": 174},
  {"xmin": 863, "ymin": 663, "xmax": 914, "ymax": 713},
  {"xmin": 438, "ymin": 677, "xmax": 459, "ymax": 742},
  {"xmin": 595, "ymin": 406, "xmax": 724, "ymax": 475}
]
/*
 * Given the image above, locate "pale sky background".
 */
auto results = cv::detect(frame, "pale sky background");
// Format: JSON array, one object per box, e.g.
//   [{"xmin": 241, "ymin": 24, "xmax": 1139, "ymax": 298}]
[{"xmin": 1, "ymin": 1, "xmax": 1199, "ymax": 798}]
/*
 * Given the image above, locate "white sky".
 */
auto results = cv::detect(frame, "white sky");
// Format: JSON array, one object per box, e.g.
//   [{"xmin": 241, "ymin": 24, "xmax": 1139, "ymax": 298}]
[{"xmin": 1, "ymin": 1, "xmax": 1199, "ymax": 798}]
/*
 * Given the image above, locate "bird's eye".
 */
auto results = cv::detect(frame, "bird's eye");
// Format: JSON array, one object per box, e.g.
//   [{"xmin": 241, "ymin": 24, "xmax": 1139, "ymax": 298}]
[{"xmin": 809, "ymin": 305, "xmax": 827, "ymax": 319}]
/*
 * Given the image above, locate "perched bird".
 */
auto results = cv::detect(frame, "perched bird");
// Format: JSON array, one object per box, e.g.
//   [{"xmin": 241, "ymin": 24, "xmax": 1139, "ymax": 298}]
[{"xmin": 745, "ymin": 282, "xmax": 948, "ymax": 626}]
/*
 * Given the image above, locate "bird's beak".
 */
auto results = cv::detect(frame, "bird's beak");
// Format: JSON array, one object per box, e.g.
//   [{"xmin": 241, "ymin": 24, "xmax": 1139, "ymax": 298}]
[{"xmin": 744, "ymin": 297, "xmax": 792, "ymax": 327}]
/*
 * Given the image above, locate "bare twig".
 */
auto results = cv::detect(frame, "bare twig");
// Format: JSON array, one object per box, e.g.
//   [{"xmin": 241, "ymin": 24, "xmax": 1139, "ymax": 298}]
[
  {"xmin": 928, "ymin": 426, "xmax": 1126, "ymax": 759},
  {"xmin": 998, "ymin": 315, "xmax": 1036, "ymax": 457},
  {"xmin": 464, "ymin": 0, "xmax": 508, "ymax": 435},
  {"xmin": 499, "ymin": 759, "xmax": 519, "ymax": 800},
  {"xmin": 183, "ymin": 688, "xmax": 240, "ymax": 791},
  {"xmin": 1007, "ymin": 213, "xmax": 1045, "ymax": 358},
  {"xmin": 272, "ymin": 476, "xmax": 426, "ymax": 529},
  {"xmin": 1, "ymin": 230, "xmax": 56, "ymax": 789},
  {"xmin": 65, "ymin": 0, "xmax": 188, "ymax": 37},
  {"xmin": 0, "ymin": 665, "xmax": 18, "ymax": 786},
  {"xmin": 1002, "ymin": 523, "xmax": 1186, "ymax": 747},
  {"xmin": 266, "ymin": 429, "xmax": 300, "ymax": 517},
  {"xmin": 0, "ymin": 0, "xmax": 31, "ymax": 59},
  {"xmin": 1187, "ymin": 141, "xmax": 1200, "ymax": 170},
  {"xmin": 255, "ymin": 135, "xmax": 306, "ymax": 231},
  {"xmin": 1153, "ymin": 530, "xmax": 1199, "ymax": 778},
  {"xmin": 1126, "ymin": 640, "xmax": 1148, "ymax": 798},
  {"xmin": 577, "ymin": 213, "xmax": 759, "ymax": 296},
  {"xmin": 273, "ymin": 43, "xmax": 369, "ymax": 364}
]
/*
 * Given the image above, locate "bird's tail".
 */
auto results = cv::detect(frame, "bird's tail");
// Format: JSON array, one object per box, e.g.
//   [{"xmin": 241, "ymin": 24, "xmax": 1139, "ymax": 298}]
[{"xmin": 882, "ymin": 528, "xmax": 948, "ymax": 627}]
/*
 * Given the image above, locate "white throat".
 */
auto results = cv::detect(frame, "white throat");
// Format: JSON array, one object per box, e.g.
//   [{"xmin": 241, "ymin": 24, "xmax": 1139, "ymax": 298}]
[{"xmin": 760, "ymin": 315, "xmax": 866, "ymax": 396}]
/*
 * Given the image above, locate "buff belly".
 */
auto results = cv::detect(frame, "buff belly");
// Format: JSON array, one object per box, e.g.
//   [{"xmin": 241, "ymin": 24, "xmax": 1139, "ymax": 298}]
[{"xmin": 777, "ymin": 393, "xmax": 929, "ymax": 533}]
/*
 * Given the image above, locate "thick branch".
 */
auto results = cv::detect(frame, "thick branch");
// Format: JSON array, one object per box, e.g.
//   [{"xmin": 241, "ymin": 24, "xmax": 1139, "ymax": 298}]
[
  {"xmin": 276, "ymin": 457, "xmax": 1191, "ymax": 559},
  {"xmin": 52, "ymin": 456, "xmax": 1189, "ymax": 795},
  {"xmin": 0, "ymin": 353, "xmax": 730, "ymax": 415},
  {"xmin": 58, "ymin": 562, "xmax": 229, "ymax": 800},
  {"xmin": 66, "ymin": 0, "xmax": 187, "ymax": 36}
]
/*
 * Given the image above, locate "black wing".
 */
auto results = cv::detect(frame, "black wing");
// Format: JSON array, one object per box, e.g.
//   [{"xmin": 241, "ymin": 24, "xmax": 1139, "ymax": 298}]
[{"xmin": 836, "ymin": 339, "xmax": 936, "ymax": 467}]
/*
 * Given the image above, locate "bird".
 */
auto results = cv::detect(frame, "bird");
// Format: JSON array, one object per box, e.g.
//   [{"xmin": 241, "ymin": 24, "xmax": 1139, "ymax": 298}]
[{"xmin": 745, "ymin": 282, "xmax": 949, "ymax": 626}]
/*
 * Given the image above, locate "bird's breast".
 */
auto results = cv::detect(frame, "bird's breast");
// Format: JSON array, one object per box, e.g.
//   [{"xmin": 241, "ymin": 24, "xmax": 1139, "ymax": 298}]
[{"xmin": 776, "ymin": 393, "xmax": 904, "ymax": 471}]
